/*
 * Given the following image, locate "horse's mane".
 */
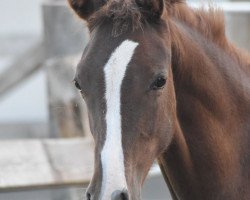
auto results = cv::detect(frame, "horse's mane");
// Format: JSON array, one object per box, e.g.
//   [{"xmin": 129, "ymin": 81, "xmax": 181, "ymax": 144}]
[
  {"xmin": 169, "ymin": 3, "xmax": 226, "ymax": 47},
  {"xmin": 89, "ymin": 0, "xmax": 249, "ymax": 67},
  {"xmin": 89, "ymin": 1, "xmax": 224, "ymax": 39},
  {"xmin": 169, "ymin": 2, "xmax": 250, "ymax": 69}
]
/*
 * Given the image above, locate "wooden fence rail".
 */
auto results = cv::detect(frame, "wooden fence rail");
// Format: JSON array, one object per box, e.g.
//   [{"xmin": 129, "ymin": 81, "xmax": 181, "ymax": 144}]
[
  {"xmin": 0, "ymin": 42, "xmax": 44, "ymax": 97},
  {"xmin": 0, "ymin": 138, "xmax": 93, "ymax": 191}
]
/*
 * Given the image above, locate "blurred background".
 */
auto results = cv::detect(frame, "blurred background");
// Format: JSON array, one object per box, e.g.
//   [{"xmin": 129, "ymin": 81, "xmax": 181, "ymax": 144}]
[{"xmin": 0, "ymin": 0, "xmax": 249, "ymax": 200}]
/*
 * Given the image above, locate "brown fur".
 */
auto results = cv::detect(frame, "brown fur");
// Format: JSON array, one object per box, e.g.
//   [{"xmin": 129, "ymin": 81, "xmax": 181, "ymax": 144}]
[
  {"xmin": 68, "ymin": 0, "xmax": 250, "ymax": 199},
  {"xmin": 160, "ymin": 2, "xmax": 250, "ymax": 200},
  {"xmin": 89, "ymin": 0, "xmax": 142, "ymax": 36}
]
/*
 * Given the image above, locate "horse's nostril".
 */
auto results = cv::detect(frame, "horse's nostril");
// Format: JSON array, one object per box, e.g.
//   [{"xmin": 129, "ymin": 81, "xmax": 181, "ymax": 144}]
[
  {"xmin": 86, "ymin": 192, "xmax": 91, "ymax": 200},
  {"xmin": 120, "ymin": 191, "xmax": 129, "ymax": 200},
  {"xmin": 111, "ymin": 190, "xmax": 129, "ymax": 200}
]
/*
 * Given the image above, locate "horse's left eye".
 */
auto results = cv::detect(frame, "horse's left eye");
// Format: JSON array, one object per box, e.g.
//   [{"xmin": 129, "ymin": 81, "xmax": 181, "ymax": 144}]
[
  {"xmin": 74, "ymin": 80, "xmax": 81, "ymax": 90},
  {"xmin": 151, "ymin": 76, "xmax": 166, "ymax": 90}
]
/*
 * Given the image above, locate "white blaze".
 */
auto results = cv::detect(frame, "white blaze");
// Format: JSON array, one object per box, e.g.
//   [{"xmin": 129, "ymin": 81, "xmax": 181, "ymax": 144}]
[{"xmin": 101, "ymin": 40, "xmax": 139, "ymax": 199}]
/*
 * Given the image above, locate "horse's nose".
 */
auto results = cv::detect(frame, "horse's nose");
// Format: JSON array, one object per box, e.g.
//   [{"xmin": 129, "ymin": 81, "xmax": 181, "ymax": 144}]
[{"xmin": 111, "ymin": 190, "xmax": 129, "ymax": 200}]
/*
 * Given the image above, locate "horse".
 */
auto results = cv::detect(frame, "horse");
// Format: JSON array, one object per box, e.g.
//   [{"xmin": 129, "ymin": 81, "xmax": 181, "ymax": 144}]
[{"xmin": 68, "ymin": 0, "xmax": 250, "ymax": 199}]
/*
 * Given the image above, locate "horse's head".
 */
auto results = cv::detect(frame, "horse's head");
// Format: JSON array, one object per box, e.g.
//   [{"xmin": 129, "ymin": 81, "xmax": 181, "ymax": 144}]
[{"xmin": 69, "ymin": 0, "xmax": 178, "ymax": 199}]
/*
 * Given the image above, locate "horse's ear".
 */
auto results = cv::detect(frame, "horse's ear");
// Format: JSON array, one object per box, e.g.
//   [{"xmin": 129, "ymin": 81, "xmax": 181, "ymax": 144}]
[
  {"xmin": 168, "ymin": 0, "xmax": 184, "ymax": 3},
  {"xmin": 68, "ymin": 0, "xmax": 105, "ymax": 20},
  {"xmin": 165, "ymin": 0, "xmax": 185, "ymax": 7},
  {"xmin": 135, "ymin": 0, "xmax": 164, "ymax": 20}
]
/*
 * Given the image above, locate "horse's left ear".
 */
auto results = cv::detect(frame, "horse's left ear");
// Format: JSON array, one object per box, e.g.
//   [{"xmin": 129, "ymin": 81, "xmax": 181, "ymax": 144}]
[
  {"xmin": 68, "ymin": 0, "xmax": 106, "ymax": 20},
  {"xmin": 135, "ymin": 0, "xmax": 164, "ymax": 20}
]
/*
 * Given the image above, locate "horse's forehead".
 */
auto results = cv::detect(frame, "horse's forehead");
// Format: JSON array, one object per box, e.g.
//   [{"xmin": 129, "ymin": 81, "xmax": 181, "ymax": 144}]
[
  {"xmin": 102, "ymin": 39, "xmax": 139, "ymax": 86},
  {"xmin": 80, "ymin": 36, "xmax": 139, "ymax": 74}
]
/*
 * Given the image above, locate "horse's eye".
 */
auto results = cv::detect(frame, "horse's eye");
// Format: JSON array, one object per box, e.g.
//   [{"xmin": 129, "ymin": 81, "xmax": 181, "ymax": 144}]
[
  {"xmin": 74, "ymin": 80, "xmax": 81, "ymax": 90},
  {"xmin": 151, "ymin": 76, "xmax": 166, "ymax": 90}
]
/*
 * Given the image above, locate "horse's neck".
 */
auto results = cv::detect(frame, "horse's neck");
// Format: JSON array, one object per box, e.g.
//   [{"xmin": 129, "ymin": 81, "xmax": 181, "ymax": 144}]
[{"xmin": 158, "ymin": 21, "xmax": 250, "ymax": 200}]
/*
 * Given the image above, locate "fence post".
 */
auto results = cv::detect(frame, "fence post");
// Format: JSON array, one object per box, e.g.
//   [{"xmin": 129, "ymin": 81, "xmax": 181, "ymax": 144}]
[
  {"xmin": 42, "ymin": 0, "xmax": 90, "ymax": 138},
  {"xmin": 224, "ymin": 3, "xmax": 250, "ymax": 51}
]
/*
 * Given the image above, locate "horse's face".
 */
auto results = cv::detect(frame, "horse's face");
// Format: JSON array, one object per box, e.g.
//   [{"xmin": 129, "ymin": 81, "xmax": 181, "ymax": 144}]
[{"xmin": 70, "ymin": 0, "xmax": 176, "ymax": 199}]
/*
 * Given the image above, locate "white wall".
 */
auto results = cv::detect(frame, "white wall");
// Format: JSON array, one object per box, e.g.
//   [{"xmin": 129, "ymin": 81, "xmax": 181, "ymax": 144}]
[
  {"xmin": 0, "ymin": 70, "xmax": 48, "ymax": 122},
  {"xmin": 0, "ymin": 0, "xmax": 43, "ymax": 36},
  {"xmin": 0, "ymin": 0, "xmax": 48, "ymax": 123}
]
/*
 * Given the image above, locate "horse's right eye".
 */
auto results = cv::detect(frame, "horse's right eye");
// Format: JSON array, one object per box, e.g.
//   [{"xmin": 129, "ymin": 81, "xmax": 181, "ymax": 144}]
[
  {"xmin": 151, "ymin": 76, "xmax": 167, "ymax": 90},
  {"xmin": 74, "ymin": 80, "xmax": 81, "ymax": 90}
]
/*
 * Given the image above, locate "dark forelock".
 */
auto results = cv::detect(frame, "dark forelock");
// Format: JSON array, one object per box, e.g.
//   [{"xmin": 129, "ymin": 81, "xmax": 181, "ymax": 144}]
[{"xmin": 89, "ymin": 0, "xmax": 142, "ymax": 37}]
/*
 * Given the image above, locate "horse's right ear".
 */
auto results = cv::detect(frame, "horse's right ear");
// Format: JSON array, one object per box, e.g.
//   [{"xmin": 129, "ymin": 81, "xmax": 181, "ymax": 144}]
[
  {"xmin": 135, "ymin": 0, "xmax": 164, "ymax": 20},
  {"xmin": 68, "ymin": 0, "xmax": 106, "ymax": 20},
  {"xmin": 135, "ymin": 0, "xmax": 185, "ymax": 20}
]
